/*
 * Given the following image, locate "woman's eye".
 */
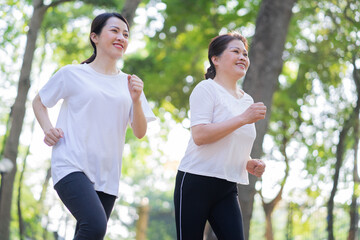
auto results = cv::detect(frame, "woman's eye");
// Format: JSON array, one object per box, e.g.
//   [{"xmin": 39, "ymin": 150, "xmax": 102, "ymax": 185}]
[{"xmin": 111, "ymin": 29, "xmax": 118, "ymax": 33}]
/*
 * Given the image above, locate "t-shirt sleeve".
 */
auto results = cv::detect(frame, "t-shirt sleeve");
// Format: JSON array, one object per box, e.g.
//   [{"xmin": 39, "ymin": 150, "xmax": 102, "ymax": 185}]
[
  {"xmin": 38, "ymin": 67, "xmax": 67, "ymax": 108},
  {"xmin": 129, "ymin": 91, "xmax": 157, "ymax": 124},
  {"xmin": 190, "ymin": 83, "xmax": 214, "ymax": 127}
]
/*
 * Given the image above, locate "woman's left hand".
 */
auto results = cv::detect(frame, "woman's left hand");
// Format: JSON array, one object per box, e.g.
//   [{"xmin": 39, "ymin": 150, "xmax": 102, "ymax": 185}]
[
  {"xmin": 128, "ymin": 74, "xmax": 143, "ymax": 103},
  {"xmin": 246, "ymin": 159, "xmax": 266, "ymax": 177}
]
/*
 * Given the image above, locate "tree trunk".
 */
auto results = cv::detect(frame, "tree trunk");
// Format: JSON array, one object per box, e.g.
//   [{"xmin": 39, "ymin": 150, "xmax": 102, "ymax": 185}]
[
  {"xmin": 0, "ymin": 1, "xmax": 47, "ymax": 238},
  {"xmin": 327, "ymin": 63, "xmax": 360, "ymax": 240},
  {"xmin": 40, "ymin": 166, "xmax": 52, "ymax": 240},
  {"xmin": 327, "ymin": 116, "xmax": 351, "ymax": 240},
  {"xmin": 239, "ymin": 0, "xmax": 297, "ymax": 239},
  {"xmin": 264, "ymin": 207, "xmax": 274, "ymax": 240},
  {"xmin": 121, "ymin": 0, "xmax": 142, "ymax": 27},
  {"xmin": 17, "ymin": 120, "xmax": 36, "ymax": 240},
  {"xmin": 262, "ymin": 128, "xmax": 290, "ymax": 240},
  {"xmin": 286, "ymin": 202, "xmax": 294, "ymax": 240},
  {"xmin": 348, "ymin": 121, "xmax": 359, "ymax": 240},
  {"xmin": 347, "ymin": 59, "xmax": 360, "ymax": 240},
  {"xmin": 135, "ymin": 199, "xmax": 150, "ymax": 240},
  {"xmin": 17, "ymin": 153, "xmax": 27, "ymax": 240}
]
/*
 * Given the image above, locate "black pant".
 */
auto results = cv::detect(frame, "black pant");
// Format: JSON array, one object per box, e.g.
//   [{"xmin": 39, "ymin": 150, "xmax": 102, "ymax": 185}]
[
  {"xmin": 174, "ymin": 171, "xmax": 245, "ymax": 240},
  {"xmin": 54, "ymin": 172, "xmax": 116, "ymax": 240}
]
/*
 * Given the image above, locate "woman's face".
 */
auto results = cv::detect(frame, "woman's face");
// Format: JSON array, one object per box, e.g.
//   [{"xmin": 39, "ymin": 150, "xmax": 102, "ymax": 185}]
[
  {"xmin": 213, "ymin": 39, "xmax": 250, "ymax": 79},
  {"xmin": 91, "ymin": 17, "xmax": 129, "ymax": 60}
]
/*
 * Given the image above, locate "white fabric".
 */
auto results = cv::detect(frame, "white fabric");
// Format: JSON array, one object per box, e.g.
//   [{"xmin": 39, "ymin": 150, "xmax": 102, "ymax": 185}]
[
  {"xmin": 178, "ymin": 79, "xmax": 256, "ymax": 184},
  {"xmin": 39, "ymin": 64, "xmax": 156, "ymax": 196}
]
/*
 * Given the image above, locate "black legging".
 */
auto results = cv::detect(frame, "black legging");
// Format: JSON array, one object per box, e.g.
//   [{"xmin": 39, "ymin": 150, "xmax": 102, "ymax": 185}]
[
  {"xmin": 174, "ymin": 171, "xmax": 245, "ymax": 240},
  {"xmin": 54, "ymin": 172, "xmax": 116, "ymax": 240}
]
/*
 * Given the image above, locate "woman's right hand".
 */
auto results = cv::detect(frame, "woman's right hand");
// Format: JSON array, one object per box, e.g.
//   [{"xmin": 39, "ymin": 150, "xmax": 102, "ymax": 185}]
[
  {"xmin": 44, "ymin": 127, "xmax": 64, "ymax": 146},
  {"xmin": 240, "ymin": 102, "xmax": 267, "ymax": 124}
]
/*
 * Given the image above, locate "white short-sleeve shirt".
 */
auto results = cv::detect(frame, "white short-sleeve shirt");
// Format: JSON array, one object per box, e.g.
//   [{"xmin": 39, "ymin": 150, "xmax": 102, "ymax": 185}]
[
  {"xmin": 178, "ymin": 79, "xmax": 256, "ymax": 184},
  {"xmin": 39, "ymin": 64, "xmax": 156, "ymax": 196}
]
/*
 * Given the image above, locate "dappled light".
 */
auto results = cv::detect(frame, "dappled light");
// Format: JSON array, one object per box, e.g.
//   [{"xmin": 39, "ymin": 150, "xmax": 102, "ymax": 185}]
[{"xmin": 0, "ymin": 0, "xmax": 359, "ymax": 239}]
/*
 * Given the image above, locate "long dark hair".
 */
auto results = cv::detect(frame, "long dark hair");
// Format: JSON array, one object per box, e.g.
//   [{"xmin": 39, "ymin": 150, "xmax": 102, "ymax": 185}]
[
  {"xmin": 205, "ymin": 32, "xmax": 248, "ymax": 79},
  {"xmin": 81, "ymin": 12, "xmax": 129, "ymax": 64}
]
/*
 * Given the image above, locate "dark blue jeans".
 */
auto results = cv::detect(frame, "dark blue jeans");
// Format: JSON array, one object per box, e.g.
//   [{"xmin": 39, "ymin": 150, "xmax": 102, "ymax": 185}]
[{"xmin": 54, "ymin": 172, "xmax": 116, "ymax": 240}]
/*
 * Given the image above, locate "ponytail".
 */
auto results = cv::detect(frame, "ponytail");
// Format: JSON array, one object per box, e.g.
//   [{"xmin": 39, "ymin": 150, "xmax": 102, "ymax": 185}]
[
  {"xmin": 81, "ymin": 52, "xmax": 96, "ymax": 64},
  {"xmin": 205, "ymin": 64, "xmax": 216, "ymax": 79}
]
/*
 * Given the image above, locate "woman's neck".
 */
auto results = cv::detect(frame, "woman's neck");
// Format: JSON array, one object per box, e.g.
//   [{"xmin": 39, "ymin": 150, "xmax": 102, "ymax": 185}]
[
  {"xmin": 213, "ymin": 73, "xmax": 238, "ymax": 91},
  {"xmin": 89, "ymin": 55, "xmax": 119, "ymax": 75},
  {"xmin": 213, "ymin": 73, "xmax": 244, "ymax": 99}
]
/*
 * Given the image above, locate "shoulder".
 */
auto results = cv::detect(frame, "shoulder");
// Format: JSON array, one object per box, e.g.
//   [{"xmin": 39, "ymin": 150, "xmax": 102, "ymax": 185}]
[
  {"xmin": 190, "ymin": 79, "xmax": 217, "ymax": 103},
  {"xmin": 63, "ymin": 64, "xmax": 87, "ymax": 72},
  {"xmin": 192, "ymin": 79, "xmax": 216, "ymax": 94},
  {"xmin": 55, "ymin": 64, "xmax": 85, "ymax": 75},
  {"xmin": 118, "ymin": 70, "xmax": 128, "ymax": 79},
  {"xmin": 196, "ymin": 79, "xmax": 215, "ymax": 88}
]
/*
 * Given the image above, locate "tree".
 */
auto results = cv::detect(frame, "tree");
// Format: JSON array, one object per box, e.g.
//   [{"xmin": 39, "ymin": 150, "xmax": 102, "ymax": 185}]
[
  {"xmin": 0, "ymin": 1, "xmax": 56, "ymax": 238},
  {"xmin": 239, "ymin": 0, "xmax": 297, "ymax": 238},
  {"xmin": 348, "ymin": 57, "xmax": 360, "ymax": 240},
  {"xmin": 324, "ymin": 2, "xmax": 360, "ymax": 239},
  {"xmin": 283, "ymin": 0, "xmax": 360, "ymax": 238}
]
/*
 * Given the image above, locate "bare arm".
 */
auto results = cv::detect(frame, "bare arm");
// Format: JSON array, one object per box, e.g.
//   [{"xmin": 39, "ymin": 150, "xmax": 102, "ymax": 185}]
[
  {"xmin": 131, "ymin": 100, "xmax": 147, "ymax": 139},
  {"xmin": 32, "ymin": 94, "xmax": 63, "ymax": 146},
  {"xmin": 128, "ymin": 75, "xmax": 147, "ymax": 139},
  {"xmin": 192, "ymin": 102, "xmax": 266, "ymax": 145}
]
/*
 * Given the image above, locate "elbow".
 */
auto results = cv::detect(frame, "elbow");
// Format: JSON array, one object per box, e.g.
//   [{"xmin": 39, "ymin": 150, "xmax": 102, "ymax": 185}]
[
  {"xmin": 32, "ymin": 95, "xmax": 39, "ymax": 107},
  {"xmin": 32, "ymin": 94, "xmax": 42, "ymax": 111},
  {"xmin": 191, "ymin": 125, "xmax": 207, "ymax": 146},
  {"xmin": 192, "ymin": 135, "xmax": 205, "ymax": 146},
  {"xmin": 132, "ymin": 118, "xmax": 147, "ymax": 139},
  {"xmin": 135, "ymin": 133, "xmax": 146, "ymax": 139},
  {"xmin": 134, "ymin": 129, "xmax": 146, "ymax": 139}
]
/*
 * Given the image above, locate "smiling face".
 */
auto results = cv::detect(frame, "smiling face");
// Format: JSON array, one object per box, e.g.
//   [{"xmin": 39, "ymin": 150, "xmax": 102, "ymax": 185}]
[
  {"xmin": 212, "ymin": 39, "xmax": 250, "ymax": 79},
  {"xmin": 90, "ymin": 17, "xmax": 129, "ymax": 60}
]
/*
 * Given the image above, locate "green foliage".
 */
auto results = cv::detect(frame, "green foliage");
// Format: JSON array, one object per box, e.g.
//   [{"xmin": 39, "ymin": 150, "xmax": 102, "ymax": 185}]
[
  {"xmin": 8, "ymin": 168, "xmax": 56, "ymax": 240},
  {"xmin": 124, "ymin": 0, "xmax": 261, "ymax": 117},
  {"xmin": 1, "ymin": 0, "xmax": 359, "ymax": 239}
]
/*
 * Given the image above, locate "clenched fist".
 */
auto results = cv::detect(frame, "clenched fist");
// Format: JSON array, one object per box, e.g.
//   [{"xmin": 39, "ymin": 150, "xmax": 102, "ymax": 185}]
[
  {"xmin": 44, "ymin": 127, "xmax": 64, "ymax": 146},
  {"xmin": 246, "ymin": 159, "xmax": 266, "ymax": 177},
  {"xmin": 240, "ymin": 102, "xmax": 266, "ymax": 124},
  {"xmin": 128, "ymin": 74, "xmax": 143, "ymax": 103}
]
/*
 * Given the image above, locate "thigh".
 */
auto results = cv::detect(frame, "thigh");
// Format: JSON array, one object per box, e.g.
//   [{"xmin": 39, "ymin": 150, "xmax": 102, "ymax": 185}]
[
  {"xmin": 97, "ymin": 191, "xmax": 116, "ymax": 220},
  {"xmin": 54, "ymin": 172, "xmax": 108, "ymax": 227},
  {"xmin": 208, "ymin": 188, "xmax": 245, "ymax": 240},
  {"xmin": 174, "ymin": 171, "xmax": 211, "ymax": 240}
]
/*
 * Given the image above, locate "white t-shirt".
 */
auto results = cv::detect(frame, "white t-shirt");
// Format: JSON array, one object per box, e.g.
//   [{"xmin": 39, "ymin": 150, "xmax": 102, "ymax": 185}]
[
  {"xmin": 39, "ymin": 64, "xmax": 156, "ymax": 196},
  {"xmin": 178, "ymin": 79, "xmax": 256, "ymax": 184}
]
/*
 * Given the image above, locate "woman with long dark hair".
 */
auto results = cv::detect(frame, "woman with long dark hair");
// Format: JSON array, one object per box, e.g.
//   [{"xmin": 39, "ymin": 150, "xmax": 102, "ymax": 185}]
[
  {"xmin": 32, "ymin": 12, "xmax": 155, "ymax": 239},
  {"xmin": 174, "ymin": 32, "xmax": 267, "ymax": 240}
]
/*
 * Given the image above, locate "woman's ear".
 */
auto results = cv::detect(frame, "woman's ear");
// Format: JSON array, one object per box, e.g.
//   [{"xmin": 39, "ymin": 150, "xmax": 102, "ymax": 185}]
[
  {"xmin": 211, "ymin": 55, "xmax": 218, "ymax": 66},
  {"xmin": 90, "ymin": 32, "xmax": 98, "ymax": 44}
]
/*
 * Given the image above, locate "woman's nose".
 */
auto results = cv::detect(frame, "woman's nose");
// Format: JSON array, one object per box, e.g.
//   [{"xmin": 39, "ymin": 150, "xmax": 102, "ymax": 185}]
[
  {"xmin": 117, "ymin": 33, "xmax": 125, "ymax": 41},
  {"xmin": 239, "ymin": 53, "xmax": 247, "ymax": 60}
]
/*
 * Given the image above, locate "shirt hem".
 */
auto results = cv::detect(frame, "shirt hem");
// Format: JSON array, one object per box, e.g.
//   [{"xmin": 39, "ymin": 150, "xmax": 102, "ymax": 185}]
[{"xmin": 177, "ymin": 167, "xmax": 249, "ymax": 185}]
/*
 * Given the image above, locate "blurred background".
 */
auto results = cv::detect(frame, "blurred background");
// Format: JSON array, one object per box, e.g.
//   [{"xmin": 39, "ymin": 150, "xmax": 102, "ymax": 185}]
[{"xmin": 0, "ymin": 0, "xmax": 359, "ymax": 239}]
